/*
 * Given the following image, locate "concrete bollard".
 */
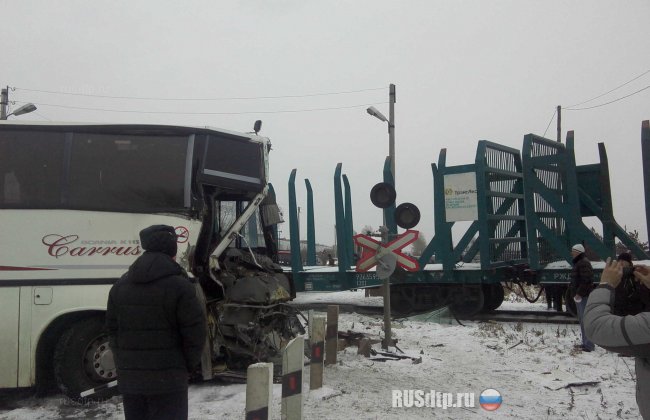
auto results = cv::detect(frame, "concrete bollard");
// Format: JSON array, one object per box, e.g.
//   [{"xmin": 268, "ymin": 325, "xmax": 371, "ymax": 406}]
[
  {"xmin": 325, "ymin": 305, "xmax": 339, "ymax": 365},
  {"xmin": 281, "ymin": 336, "xmax": 304, "ymax": 420},
  {"xmin": 357, "ymin": 338, "xmax": 371, "ymax": 357},
  {"xmin": 310, "ymin": 316, "xmax": 326, "ymax": 390},
  {"xmin": 246, "ymin": 363, "xmax": 273, "ymax": 420}
]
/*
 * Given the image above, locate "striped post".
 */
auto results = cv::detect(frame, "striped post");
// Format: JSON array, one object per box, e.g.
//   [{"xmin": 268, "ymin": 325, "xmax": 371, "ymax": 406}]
[
  {"xmin": 308, "ymin": 310, "xmax": 314, "ymax": 341},
  {"xmin": 80, "ymin": 379, "xmax": 118, "ymax": 398},
  {"xmin": 246, "ymin": 363, "xmax": 273, "ymax": 420},
  {"xmin": 325, "ymin": 305, "xmax": 339, "ymax": 365},
  {"xmin": 310, "ymin": 316, "xmax": 326, "ymax": 390},
  {"xmin": 282, "ymin": 336, "xmax": 304, "ymax": 420}
]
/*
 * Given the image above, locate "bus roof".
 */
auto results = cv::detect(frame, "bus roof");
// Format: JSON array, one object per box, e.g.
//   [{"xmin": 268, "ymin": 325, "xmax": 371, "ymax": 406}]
[{"xmin": 0, "ymin": 121, "xmax": 269, "ymax": 144}]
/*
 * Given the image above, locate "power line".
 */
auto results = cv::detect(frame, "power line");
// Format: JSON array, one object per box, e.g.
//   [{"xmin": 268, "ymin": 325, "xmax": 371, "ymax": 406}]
[
  {"xmin": 544, "ymin": 70, "xmax": 650, "ymax": 129},
  {"xmin": 15, "ymin": 100, "xmax": 389, "ymax": 115},
  {"xmin": 567, "ymin": 68, "xmax": 650, "ymax": 108},
  {"xmin": 12, "ymin": 86, "xmax": 386, "ymax": 101},
  {"xmin": 33, "ymin": 111, "xmax": 51, "ymax": 121},
  {"xmin": 565, "ymin": 85, "xmax": 650, "ymax": 111},
  {"xmin": 542, "ymin": 109, "xmax": 557, "ymax": 137}
]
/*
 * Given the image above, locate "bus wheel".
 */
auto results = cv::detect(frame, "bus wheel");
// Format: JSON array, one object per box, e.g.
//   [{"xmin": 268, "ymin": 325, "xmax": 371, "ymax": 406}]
[{"xmin": 54, "ymin": 317, "xmax": 117, "ymax": 401}]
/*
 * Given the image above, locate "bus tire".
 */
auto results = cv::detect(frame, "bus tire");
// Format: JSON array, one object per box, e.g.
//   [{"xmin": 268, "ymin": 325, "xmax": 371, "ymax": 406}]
[{"xmin": 53, "ymin": 317, "xmax": 117, "ymax": 402}]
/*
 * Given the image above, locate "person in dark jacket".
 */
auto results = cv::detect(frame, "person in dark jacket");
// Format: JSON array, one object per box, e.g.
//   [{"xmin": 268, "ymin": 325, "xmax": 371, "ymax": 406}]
[
  {"xmin": 584, "ymin": 258, "xmax": 650, "ymax": 419},
  {"xmin": 570, "ymin": 243, "xmax": 595, "ymax": 352},
  {"xmin": 106, "ymin": 225, "xmax": 207, "ymax": 420}
]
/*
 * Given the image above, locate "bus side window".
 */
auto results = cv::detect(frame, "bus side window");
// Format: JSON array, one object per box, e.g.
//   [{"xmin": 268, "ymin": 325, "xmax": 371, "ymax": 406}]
[
  {"xmin": 3, "ymin": 171, "xmax": 20, "ymax": 204},
  {"xmin": 0, "ymin": 131, "xmax": 65, "ymax": 209},
  {"xmin": 68, "ymin": 133, "xmax": 187, "ymax": 212}
]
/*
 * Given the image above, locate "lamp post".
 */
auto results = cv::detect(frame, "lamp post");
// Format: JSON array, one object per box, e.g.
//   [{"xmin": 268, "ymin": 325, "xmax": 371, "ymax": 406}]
[
  {"xmin": 366, "ymin": 84, "xmax": 396, "ymax": 182},
  {"xmin": 1, "ymin": 87, "xmax": 37, "ymax": 120},
  {"xmin": 366, "ymin": 84, "xmax": 397, "ymax": 350}
]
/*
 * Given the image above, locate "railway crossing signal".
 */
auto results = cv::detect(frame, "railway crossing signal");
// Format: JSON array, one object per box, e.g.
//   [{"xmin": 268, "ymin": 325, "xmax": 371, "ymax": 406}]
[
  {"xmin": 375, "ymin": 253, "xmax": 397, "ymax": 280},
  {"xmin": 369, "ymin": 182, "xmax": 421, "ymax": 230},
  {"xmin": 353, "ymin": 230, "xmax": 421, "ymax": 272}
]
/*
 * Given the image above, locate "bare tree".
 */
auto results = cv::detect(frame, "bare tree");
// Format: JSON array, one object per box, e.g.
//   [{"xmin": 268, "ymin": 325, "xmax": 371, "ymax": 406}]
[
  {"xmin": 411, "ymin": 233, "xmax": 428, "ymax": 256},
  {"xmin": 616, "ymin": 229, "xmax": 649, "ymax": 257},
  {"xmin": 361, "ymin": 225, "xmax": 375, "ymax": 235}
]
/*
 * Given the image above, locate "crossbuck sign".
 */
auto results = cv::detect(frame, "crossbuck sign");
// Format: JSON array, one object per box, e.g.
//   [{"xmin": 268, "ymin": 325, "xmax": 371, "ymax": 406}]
[{"xmin": 353, "ymin": 230, "xmax": 420, "ymax": 272}]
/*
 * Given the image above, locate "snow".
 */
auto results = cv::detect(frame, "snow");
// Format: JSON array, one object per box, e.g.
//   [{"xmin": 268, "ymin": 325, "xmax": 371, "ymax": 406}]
[
  {"xmin": 543, "ymin": 260, "xmax": 650, "ymax": 270},
  {"xmin": 293, "ymin": 262, "xmax": 484, "ymax": 273},
  {"xmin": 291, "ymin": 289, "xmax": 384, "ymax": 307},
  {"xmin": 0, "ymin": 290, "xmax": 641, "ymax": 419}
]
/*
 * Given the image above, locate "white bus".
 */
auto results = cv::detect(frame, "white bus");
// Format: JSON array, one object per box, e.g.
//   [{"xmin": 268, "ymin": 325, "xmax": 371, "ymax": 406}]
[{"xmin": 0, "ymin": 122, "xmax": 298, "ymax": 399}]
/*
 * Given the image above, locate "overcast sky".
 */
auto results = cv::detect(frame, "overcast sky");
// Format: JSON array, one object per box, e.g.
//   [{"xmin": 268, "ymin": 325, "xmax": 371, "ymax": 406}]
[{"xmin": 3, "ymin": 1, "xmax": 650, "ymax": 247}]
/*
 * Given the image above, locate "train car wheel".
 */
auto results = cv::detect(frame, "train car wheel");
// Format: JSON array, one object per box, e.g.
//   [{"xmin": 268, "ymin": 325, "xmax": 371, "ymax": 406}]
[
  {"xmin": 390, "ymin": 285, "xmax": 452, "ymax": 316},
  {"xmin": 390, "ymin": 286, "xmax": 414, "ymax": 316},
  {"xmin": 450, "ymin": 285, "xmax": 484, "ymax": 317},
  {"xmin": 482, "ymin": 283, "xmax": 505, "ymax": 312}
]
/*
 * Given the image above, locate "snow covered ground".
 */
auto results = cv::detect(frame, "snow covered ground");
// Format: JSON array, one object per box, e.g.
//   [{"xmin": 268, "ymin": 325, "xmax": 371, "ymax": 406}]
[{"xmin": 0, "ymin": 290, "xmax": 641, "ymax": 419}]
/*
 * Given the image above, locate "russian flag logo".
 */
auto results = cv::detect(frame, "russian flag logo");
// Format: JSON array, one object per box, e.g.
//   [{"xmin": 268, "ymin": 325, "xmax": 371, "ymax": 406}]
[{"xmin": 479, "ymin": 389, "xmax": 502, "ymax": 411}]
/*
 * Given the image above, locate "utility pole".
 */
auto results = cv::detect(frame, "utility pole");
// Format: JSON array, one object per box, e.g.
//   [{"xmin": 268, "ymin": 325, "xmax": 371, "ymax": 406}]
[
  {"xmin": 380, "ymin": 226, "xmax": 392, "ymax": 350},
  {"xmin": 556, "ymin": 105, "xmax": 562, "ymax": 142},
  {"xmin": 389, "ymin": 84, "xmax": 396, "ymax": 181},
  {"xmin": 1, "ymin": 87, "xmax": 8, "ymax": 120},
  {"xmin": 384, "ymin": 83, "xmax": 396, "ymax": 350},
  {"xmin": 366, "ymin": 85, "xmax": 397, "ymax": 349},
  {"xmin": 641, "ymin": 121, "xmax": 650, "ymax": 245},
  {"xmin": 554, "ymin": 105, "xmax": 563, "ymax": 241}
]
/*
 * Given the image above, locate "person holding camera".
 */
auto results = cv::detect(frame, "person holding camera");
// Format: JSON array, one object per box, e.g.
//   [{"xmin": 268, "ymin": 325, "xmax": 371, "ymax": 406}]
[
  {"xmin": 584, "ymin": 258, "xmax": 650, "ymax": 419},
  {"xmin": 613, "ymin": 252, "xmax": 650, "ymax": 316},
  {"xmin": 570, "ymin": 244, "xmax": 595, "ymax": 352}
]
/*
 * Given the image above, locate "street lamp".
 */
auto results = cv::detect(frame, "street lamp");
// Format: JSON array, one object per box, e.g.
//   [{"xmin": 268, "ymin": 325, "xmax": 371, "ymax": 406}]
[
  {"xmin": 6, "ymin": 103, "xmax": 37, "ymax": 119},
  {"xmin": 366, "ymin": 106, "xmax": 388, "ymax": 122},
  {"xmin": 1, "ymin": 87, "xmax": 38, "ymax": 120},
  {"xmin": 366, "ymin": 84, "xmax": 396, "ymax": 182}
]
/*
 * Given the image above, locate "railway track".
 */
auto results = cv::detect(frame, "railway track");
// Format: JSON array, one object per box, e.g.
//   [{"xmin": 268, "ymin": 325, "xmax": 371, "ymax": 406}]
[
  {"xmin": 290, "ymin": 302, "xmax": 387, "ymax": 316},
  {"xmin": 290, "ymin": 303, "xmax": 579, "ymax": 324},
  {"xmin": 460, "ymin": 309, "xmax": 578, "ymax": 324}
]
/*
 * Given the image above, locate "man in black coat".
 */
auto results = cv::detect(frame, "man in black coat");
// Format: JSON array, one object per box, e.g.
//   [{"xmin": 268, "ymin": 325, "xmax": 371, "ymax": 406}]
[
  {"xmin": 106, "ymin": 225, "xmax": 207, "ymax": 420},
  {"xmin": 570, "ymin": 243, "xmax": 595, "ymax": 352}
]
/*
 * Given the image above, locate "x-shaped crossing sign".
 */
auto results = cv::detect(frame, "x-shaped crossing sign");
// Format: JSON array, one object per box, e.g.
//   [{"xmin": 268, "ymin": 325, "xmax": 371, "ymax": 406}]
[{"xmin": 353, "ymin": 230, "xmax": 420, "ymax": 272}]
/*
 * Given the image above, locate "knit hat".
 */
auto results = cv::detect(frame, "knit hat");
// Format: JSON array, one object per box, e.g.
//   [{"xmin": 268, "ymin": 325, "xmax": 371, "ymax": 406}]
[
  {"xmin": 617, "ymin": 252, "xmax": 633, "ymax": 264},
  {"xmin": 571, "ymin": 244, "xmax": 585, "ymax": 254},
  {"xmin": 139, "ymin": 225, "xmax": 177, "ymax": 257}
]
